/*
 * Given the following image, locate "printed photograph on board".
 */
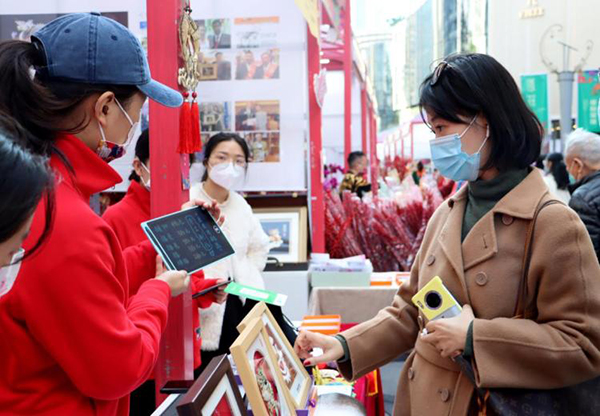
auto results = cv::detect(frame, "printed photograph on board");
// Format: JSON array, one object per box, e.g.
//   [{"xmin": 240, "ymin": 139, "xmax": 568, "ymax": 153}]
[
  {"xmin": 243, "ymin": 132, "xmax": 280, "ymax": 163},
  {"xmin": 0, "ymin": 12, "xmax": 128, "ymax": 41},
  {"xmin": 200, "ymin": 102, "xmax": 231, "ymax": 132},
  {"xmin": 195, "ymin": 18, "xmax": 232, "ymax": 50},
  {"xmin": 235, "ymin": 48, "xmax": 280, "ymax": 80},
  {"xmin": 199, "ymin": 50, "xmax": 233, "ymax": 81},
  {"xmin": 235, "ymin": 100, "xmax": 280, "ymax": 131},
  {"xmin": 233, "ymin": 16, "xmax": 279, "ymax": 49}
]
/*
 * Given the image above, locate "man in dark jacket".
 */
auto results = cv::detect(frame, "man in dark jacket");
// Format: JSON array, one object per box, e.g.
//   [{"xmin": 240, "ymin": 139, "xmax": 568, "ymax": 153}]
[{"xmin": 566, "ymin": 128, "xmax": 600, "ymax": 260}]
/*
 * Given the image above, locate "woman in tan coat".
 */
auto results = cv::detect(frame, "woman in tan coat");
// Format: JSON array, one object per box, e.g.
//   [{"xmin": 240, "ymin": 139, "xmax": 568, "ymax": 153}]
[{"xmin": 295, "ymin": 54, "xmax": 600, "ymax": 415}]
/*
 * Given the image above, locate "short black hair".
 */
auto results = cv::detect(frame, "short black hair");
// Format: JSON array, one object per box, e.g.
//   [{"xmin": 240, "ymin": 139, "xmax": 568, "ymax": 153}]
[
  {"xmin": 546, "ymin": 152, "xmax": 563, "ymax": 164},
  {"xmin": 551, "ymin": 160, "xmax": 570, "ymax": 190},
  {"xmin": 0, "ymin": 113, "xmax": 54, "ymax": 259},
  {"xmin": 348, "ymin": 151, "xmax": 366, "ymax": 168},
  {"xmin": 419, "ymin": 53, "xmax": 543, "ymax": 172},
  {"xmin": 129, "ymin": 128, "xmax": 150, "ymax": 183},
  {"xmin": 201, "ymin": 133, "xmax": 250, "ymax": 182},
  {"xmin": 535, "ymin": 154, "xmax": 547, "ymax": 170}
]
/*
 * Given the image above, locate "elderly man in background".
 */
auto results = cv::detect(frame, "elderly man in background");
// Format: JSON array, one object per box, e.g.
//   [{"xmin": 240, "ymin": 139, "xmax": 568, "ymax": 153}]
[{"xmin": 565, "ymin": 128, "xmax": 600, "ymax": 260}]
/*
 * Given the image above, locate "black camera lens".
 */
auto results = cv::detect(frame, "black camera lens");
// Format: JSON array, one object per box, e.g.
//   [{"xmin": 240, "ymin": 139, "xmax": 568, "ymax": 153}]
[{"xmin": 425, "ymin": 291, "xmax": 442, "ymax": 309}]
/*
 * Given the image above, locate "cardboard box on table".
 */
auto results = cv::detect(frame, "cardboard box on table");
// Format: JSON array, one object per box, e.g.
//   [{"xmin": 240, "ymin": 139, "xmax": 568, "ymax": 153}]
[{"xmin": 310, "ymin": 271, "xmax": 371, "ymax": 288}]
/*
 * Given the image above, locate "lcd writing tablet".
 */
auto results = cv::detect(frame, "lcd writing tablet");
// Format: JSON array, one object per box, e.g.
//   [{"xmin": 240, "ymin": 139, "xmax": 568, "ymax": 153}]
[{"xmin": 141, "ymin": 206, "xmax": 235, "ymax": 274}]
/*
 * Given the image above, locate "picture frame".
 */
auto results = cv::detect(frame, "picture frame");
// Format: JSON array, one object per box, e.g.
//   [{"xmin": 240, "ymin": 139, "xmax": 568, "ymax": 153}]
[
  {"xmin": 237, "ymin": 302, "xmax": 311, "ymax": 409},
  {"xmin": 230, "ymin": 318, "xmax": 297, "ymax": 416},
  {"xmin": 200, "ymin": 63, "xmax": 218, "ymax": 80},
  {"xmin": 253, "ymin": 207, "xmax": 307, "ymax": 263},
  {"xmin": 176, "ymin": 354, "xmax": 247, "ymax": 416}
]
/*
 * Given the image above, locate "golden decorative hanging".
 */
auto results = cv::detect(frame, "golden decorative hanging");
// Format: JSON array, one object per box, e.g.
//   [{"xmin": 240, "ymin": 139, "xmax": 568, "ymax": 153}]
[{"xmin": 177, "ymin": 4, "xmax": 202, "ymax": 154}]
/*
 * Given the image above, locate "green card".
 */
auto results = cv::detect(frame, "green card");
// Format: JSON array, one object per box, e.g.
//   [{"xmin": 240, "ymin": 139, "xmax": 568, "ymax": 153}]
[{"xmin": 224, "ymin": 282, "xmax": 287, "ymax": 307}]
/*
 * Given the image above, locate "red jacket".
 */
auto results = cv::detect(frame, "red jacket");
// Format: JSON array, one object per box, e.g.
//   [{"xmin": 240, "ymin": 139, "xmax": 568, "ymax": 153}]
[
  {"xmin": 103, "ymin": 180, "xmax": 217, "ymax": 369},
  {"xmin": 0, "ymin": 135, "xmax": 169, "ymax": 416}
]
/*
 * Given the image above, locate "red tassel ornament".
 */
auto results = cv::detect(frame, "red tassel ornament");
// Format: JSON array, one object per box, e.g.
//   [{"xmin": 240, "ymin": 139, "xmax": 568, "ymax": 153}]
[
  {"xmin": 178, "ymin": 92, "xmax": 193, "ymax": 154},
  {"xmin": 190, "ymin": 92, "xmax": 201, "ymax": 152}
]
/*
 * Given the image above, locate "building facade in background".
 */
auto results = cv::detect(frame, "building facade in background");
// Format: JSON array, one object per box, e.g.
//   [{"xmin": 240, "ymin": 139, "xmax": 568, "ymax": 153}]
[
  {"xmin": 488, "ymin": 0, "xmax": 599, "ymax": 144},
  {"xmin": 394, "ymin": 0, "xmax": 488, "ymax": 116},
  {"xmin": 353, "ymin": 0, "xmax": 400, "ymax": 131}
]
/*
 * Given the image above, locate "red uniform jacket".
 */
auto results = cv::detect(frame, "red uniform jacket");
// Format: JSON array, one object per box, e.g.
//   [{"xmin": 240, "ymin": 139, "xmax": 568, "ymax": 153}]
[
  {"xmin": 103, "ymin": 180, "xmax": 217, "ymax": 370},
  {"xmin": 0, "ymin": 135, "xmax": 171, "ymax": 416}
]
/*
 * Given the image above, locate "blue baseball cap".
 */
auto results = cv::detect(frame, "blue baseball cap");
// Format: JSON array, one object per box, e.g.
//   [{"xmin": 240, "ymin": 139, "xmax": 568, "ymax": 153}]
[{"xmin": 32, "ymin": 12, "xmax": 183, "ymax": 108}]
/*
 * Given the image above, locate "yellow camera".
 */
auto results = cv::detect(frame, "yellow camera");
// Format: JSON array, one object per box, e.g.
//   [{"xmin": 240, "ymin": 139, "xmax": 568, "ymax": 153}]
[{"xmin": 411, "ymin": 276, "xmax": 462, "ymax": 321}]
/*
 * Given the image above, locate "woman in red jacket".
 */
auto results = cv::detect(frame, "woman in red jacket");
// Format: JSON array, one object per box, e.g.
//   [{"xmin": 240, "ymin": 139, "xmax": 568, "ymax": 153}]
[
  {"xmin": 103, "ymin": 129, "xmax": 228, "ymax": 414},
  {"xmin": 0, "ymin": 13, "xmax": 217, "ymax": 416}
]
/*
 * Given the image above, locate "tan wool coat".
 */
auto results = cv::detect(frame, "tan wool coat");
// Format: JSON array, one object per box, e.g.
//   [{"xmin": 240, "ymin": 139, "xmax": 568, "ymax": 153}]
[{"xmin": 338, "ymin": 169, "xmax": 600, "ymax": 415}]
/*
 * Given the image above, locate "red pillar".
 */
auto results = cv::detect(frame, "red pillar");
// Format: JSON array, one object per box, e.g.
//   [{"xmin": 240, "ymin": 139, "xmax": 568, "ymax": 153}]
[
  {"xmin": 307, "ymin": 26, "xmax": 325, "ymax": 253},
  {"xmin": 369, "ymin": 106, "xmax": 379, "ymax": 195},
  {"xmin": 343, "ymin": 0, "xmax": 352, "ymax": 169},
  {"xmin": 147, "ymin": 0, "xmax": 194, "ymax": 404},
  {"xmin": 360, "ymin": 86, "xmax": 367, "ymax": 153}
]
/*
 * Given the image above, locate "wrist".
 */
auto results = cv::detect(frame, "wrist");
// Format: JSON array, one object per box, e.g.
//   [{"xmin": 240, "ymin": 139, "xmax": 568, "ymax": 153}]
[{"xmin": 333, "ymin": 334, "xmax": 350, "ymax": 363}]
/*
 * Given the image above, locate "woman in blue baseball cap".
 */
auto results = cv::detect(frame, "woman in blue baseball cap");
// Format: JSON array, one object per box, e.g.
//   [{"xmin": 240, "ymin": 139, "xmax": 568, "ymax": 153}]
[{"xmin": 0, "ymin": 12, "xmax": 219, "ymax": 416}]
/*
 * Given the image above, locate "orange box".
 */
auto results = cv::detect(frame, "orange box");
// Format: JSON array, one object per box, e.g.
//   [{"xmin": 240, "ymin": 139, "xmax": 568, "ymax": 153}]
[{"xmin": 300, "ymin": 315, "xmax": 342, "ymax": 335}]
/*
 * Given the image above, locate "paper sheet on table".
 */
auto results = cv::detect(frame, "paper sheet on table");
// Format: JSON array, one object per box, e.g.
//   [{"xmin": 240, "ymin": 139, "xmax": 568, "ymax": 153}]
[{"xmin": 316, "ymin": 385, "xmax": 354, "ymax": 397}]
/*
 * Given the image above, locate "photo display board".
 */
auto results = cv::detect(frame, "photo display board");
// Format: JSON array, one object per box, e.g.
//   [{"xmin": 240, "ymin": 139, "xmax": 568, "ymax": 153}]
[{"xmin": 190, "ymin": 0, "xmax": 308, "ymax": 192}]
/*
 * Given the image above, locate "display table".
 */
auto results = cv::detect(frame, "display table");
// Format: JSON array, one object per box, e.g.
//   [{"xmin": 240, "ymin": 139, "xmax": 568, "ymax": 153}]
[
  {"xmin": 151, "ymin": 391, "xmax": 368, "ymax": 415},
  {"xmin": 308, "ymin": 286, "xmax": 399, "ymax": 323}
]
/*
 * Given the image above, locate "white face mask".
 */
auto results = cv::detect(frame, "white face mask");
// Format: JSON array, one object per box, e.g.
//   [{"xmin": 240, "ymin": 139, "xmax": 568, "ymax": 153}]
[
  {"xmin": 208, "ymin": 162, "xmax": 245, "ymax": 190},
  {"xmin": 96, "ymin": 99, "xmax": 142, "ymax": 163},
  {"xmin": 0, "ymin": 249, "xmax": 24, "ymax": 299},
  {"xmin": 140, "ymin": 161, "xmax": 151, "ymax": 190}
]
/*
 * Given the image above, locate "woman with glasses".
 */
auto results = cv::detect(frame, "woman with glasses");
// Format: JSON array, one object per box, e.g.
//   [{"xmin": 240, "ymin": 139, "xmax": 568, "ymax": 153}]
[{"xmin": 190, "ymin": 133, "xmax": 270, "ymax": 371}]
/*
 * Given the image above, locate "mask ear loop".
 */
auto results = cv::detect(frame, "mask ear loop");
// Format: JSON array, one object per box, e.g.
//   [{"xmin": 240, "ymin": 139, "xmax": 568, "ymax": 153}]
[
  {"xmin": 115, "ymin": 99, "xmax": 134, "ymax": 127},
  {"xmin": 476, "ymin": 124, "xmax": 490, "ymax": 153}
]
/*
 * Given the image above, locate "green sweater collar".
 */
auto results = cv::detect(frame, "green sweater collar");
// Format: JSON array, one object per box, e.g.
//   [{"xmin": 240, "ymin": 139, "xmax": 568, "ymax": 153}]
[
  {"xmin": 462, "ymin": 168, "xmax": 529, "ymax": 241},
  {"xmin": 468, "ymin": 168, "xmax": 530, "ymax": 203}
]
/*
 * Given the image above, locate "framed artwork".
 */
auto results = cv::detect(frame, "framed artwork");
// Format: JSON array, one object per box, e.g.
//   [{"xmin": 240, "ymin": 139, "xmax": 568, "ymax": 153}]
[
  {"xmin": 237, "ymin": 302, "xmax": 311, "ymax": 409},
  {"xmin": 200, "ymin": 63, "xmax": 218, "ymax": 80},
  {"xmin": 176, "ymin": 354, "xmax": 247, "ymax": 416},
  {"xmin": 253, "ymin": 207, "xmax": 307, "ymax": 263},
  {"xmin": 230, "ymin": 318, "xmax": 297, "ymax": 416}
]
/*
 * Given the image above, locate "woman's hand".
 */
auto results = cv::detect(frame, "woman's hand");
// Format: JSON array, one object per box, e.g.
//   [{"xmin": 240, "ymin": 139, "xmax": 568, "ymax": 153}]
[
  {"xmin": 154, "ymin": 256, "xmax": 190, "ymax": 297},
  {"xmin": 294, "ymin": 330, "xmax": 345, "ymax": 366},
  {"xmin": 421, "ymin": 305, "xmax": 475, "ymax": 359},
  {"xmin": 182, "ymin": 199, "xmax": 224, "ymax": 226},
  {"xmin": 213, "ymin": 278, "xmax": 229, "ymax": 304}
]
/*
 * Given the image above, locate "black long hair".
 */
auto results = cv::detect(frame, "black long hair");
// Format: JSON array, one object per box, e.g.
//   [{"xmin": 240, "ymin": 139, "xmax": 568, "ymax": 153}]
[
  {"xmin": 0, "ymin": 113, "xmax": 54, "ymax": 259},
  {"xmin": 419, "ymin": 54, "xmax": 543, "ymax": 172},
  {"xmin": 201, "ymin": 133, "xmax": 250, "ymax": 182},
  {"xmin": 0, "ymin": 40, "xmax": 139, "ymax": 159},
  {"xmin": 129, "ymin": 128, "xmax": 150, "ymax": 182},
  {"xmin": 547, "ymin": 153, "xmax": 570, "ymax": 190}
]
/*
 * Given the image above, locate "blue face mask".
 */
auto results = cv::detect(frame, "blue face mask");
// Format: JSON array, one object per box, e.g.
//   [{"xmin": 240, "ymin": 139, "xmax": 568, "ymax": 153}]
[{"xmin": 429, "ymin": 116, "xmax": 489, "ymax": 182}]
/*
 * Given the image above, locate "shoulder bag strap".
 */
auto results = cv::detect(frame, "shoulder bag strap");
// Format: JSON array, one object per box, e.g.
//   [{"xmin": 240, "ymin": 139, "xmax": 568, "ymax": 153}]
[{"xmin": 514, "ymin": 199, "xmax": 562, "ymax": 319}]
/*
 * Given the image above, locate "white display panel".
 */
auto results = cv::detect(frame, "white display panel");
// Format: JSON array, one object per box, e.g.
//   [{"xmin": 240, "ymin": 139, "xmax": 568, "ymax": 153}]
[{"xmin": 190, "ymin": 0, "xmax": 308, "ymax": 191}]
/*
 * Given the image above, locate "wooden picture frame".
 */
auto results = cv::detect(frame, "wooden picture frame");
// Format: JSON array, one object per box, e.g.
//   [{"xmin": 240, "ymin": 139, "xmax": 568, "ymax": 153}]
[
  {"xmin": 230, "ymin": 318, "xmax": 297, "ymax": 416},
  {"xmin": 176, "ymin": 354, "xmax": 247, "ymax": 416},
  {"xmin": 253, "ymin": 207, "xmax": 307, "ymax": 263},
  {"xmin": 237, "ymin": 302, "xmax": 311, "ymax": 409}
]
